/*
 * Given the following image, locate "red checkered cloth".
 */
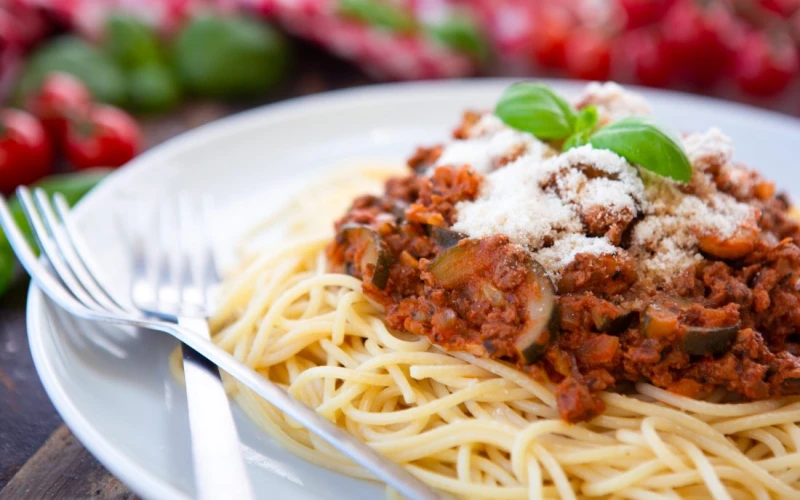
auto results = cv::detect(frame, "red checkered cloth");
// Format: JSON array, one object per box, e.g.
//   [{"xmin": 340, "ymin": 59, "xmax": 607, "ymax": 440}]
[{"xmin": 249, "ymin": 0, "xmax": 478, "ymax": 80}]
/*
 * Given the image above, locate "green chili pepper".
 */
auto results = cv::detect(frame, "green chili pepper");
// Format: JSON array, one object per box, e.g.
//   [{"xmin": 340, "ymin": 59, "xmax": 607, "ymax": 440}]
[
  {"xmin": 0, "ymin": 170, "xmax": 110, "ymax": 297},
  {"xmin": 339, "ymin": 0, "xmax": 417, "ymax": 33},
  {"xmin": 173, "ymin": 16, "xmax": 290, "ymax": 99},
  {"xmin": 15, "ymin": 36, "xmax": 127, "ymax": 106}
]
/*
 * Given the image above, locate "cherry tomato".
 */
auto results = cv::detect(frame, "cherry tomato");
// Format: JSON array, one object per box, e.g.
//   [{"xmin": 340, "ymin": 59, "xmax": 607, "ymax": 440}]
[
  {"xmin": 65, "ymin": 105, "xmax": 142, "ymax": 169},
  {"xmin": 0, "ymin": 109, "xmax": 53, "ymax": 194},
  {"xmin": 619, "ymin": 0, "xmax": 675, "ymax": 29},
  {"xmin": 627, "ymin": 31, "xmax": 674, "ymax": 87},
  {"xmin": 662, "ymin": 0, "xmax": 740, "ymax": 87},
  {"xmin": 564, "ymin": 31, "xmax": 612, "ymax": 81},
  {"xmin": 735, "ymin": 31, "xmax": 799, "ymax": 97},
  {"xmin": 531, "ymin": 5, "xmax": 572, "ymax": 68},
  {"xmin": 28, "ymin": 72, "xmax": 92, "ymax": 143},
  {"xmin": 759, "ymin": 0, "xmax": 800, "ymax": 18}
]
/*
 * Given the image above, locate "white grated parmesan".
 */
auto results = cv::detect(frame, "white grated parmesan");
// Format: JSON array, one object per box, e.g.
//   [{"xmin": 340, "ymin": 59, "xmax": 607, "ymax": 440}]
[
  {"xmin": 432, "ymin": 114, "xmax": 555, "ymax": 174},
  {"xmin": 443, "ymin": 82, "xmax": 759, "ymax": 285},
  {"xmin": 533, "ymin": 234, "xmax": 618, "ymax": 282},
  {"xmin": 682, "ymin": 128, "xmax": 733, "ymax": 172},
  {"xmin": 576, "ymin": 82, "xmax": 652, "ymax": 122}
]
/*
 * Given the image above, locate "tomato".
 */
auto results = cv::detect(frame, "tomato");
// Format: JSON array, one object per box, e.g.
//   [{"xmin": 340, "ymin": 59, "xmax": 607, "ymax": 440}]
[
  {"xmin": 735, "ymin": 31, "xmax": 799, "ymax": 96},
  {"xmin": 627, "ymin": 31, "xmax": 674, "ymax": 87},
  {"xmin": 0, "ymin": 109, "xmax": 53, "ymax": 194},
  {"xmin": 564, "ymin": 31, "xmax": 612, "ymax": 81},
  {"xmin": 759, "ymin": 0, "xmax": 800, "ymax": 18},
  {"xmin": 531, "ymin": 5, "xmax": 572, "ymax": 68},
  {"xmin": 662, "ymin": 0, "xmax": 740, "ymax": 87},
  {"xmin": 65, "ymin": 105, "xmax": 142, "ymax": 169},
  {"xmin": 27, "ymin": 72, "xmax": 92, "ymax": 143},
  {"xmin": 619, "ymin": 0, "xmax": 675, "ymax": 29}
]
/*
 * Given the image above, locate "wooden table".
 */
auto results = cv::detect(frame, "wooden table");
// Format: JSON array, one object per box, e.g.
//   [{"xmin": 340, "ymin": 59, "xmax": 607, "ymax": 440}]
[{"xmin": 0, "ymin": 43, "xmax": 370, "ymax": 499}]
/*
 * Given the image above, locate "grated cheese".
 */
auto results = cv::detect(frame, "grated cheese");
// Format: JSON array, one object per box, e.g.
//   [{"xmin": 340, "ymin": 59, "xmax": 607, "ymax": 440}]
[
  {"xmin": 576, "ymin": 82, "xmax": 652, "ymax": 122},
  {"xmin": 682, "ymin": 128, "xmax": 733, "ymax": 172},
  {"xmin": 445, "ymin": 82, "xmax": 759, "ymax": 286},
  {"xmin": 533, "ymin": 234, "xmax": 618, "ymax": 282},
  {"xmin": 433, "ymin": 114, "xmax": 555, "ymax": 174}
]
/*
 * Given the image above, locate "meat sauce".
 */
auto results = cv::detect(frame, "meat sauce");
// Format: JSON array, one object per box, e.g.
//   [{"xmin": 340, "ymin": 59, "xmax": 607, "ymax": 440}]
[{"xmin": 327, "ymin": 114, "xmax": 800, "ymax": 423}]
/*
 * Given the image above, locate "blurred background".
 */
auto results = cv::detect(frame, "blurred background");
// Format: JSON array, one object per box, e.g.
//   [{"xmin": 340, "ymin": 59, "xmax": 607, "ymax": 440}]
[
  {"xmin": 4, "ymin": 0, "xmax": 800, "ymax": 294},
  {"xmin": 2, "ymin": 0, "xmax": 800, "ymax": 193}
]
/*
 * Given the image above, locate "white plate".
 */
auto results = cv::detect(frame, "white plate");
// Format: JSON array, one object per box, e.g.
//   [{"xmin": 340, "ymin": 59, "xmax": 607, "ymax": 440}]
[{"xmin": 26, "ymin": 79, "xmax": 800, "ymax": 500}]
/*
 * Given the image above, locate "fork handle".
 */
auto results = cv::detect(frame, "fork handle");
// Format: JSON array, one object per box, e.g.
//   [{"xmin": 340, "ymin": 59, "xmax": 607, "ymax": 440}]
[{"xmin": 179, "ymin": 317, "xmax": 254, "ymax": 500}]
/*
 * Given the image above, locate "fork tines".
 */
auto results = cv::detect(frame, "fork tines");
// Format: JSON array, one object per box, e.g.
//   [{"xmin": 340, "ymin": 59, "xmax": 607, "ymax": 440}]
[{"xmin": 15, "ymin": 187, "xmax": 131, "ymax": 322}]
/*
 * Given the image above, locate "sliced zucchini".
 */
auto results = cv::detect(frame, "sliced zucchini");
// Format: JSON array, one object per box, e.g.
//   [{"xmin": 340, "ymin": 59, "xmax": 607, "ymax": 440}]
[
  {"xmin": 427, "ymin": 225, "xmax": 466, "ymax": 249},
  {"xmin": 782, "ymin": 377, "xmax": 800, "ymax": 393},
  {"xmin": 515, "ymin": 260, "xmax": 558, "ymax": 364},
  {"xmin": 592, "ymin": 309, "xmax": 636, "ymax": 334},
  {"xmin": 339, "ymin": 224, "xmax": 394, "ymax": 289},
  {"xmin": 641, "ymin": 304, "xmax": 679, "ymax": 340},
  {"xmin": 642, "ymin": 301, "xmax": 740, "ymax": 356},
  {"xmin": 682, "ymin": 325, "xmax": 739, "ymax": 356},
  {"xmin": 428, "ymin": 239, "xmax": 558, "ymax": 364},
  {"xmin": 427, "ymin": 240, "xmax": 480, "ymax": 288}
]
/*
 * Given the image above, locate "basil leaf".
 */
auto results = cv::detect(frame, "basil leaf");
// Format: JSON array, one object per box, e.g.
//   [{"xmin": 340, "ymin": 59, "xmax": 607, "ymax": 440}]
[
  {"xmin": 575, "ymin": 106, "xmax": 598, "ymax": 134},
  {"xmin": 588, "ymin": 117, "xmax": 692, "ymax": 183},
  {"xmin": 563, "ymin": 130, "xmax": 591, "ymax": 151},
  {"xmin": 563, "ymin": 106, "xmax": 598, "ymax": 151},
  {"xmin": 495, "ymin": 83, "xmax": 577, "ymax": 140}
]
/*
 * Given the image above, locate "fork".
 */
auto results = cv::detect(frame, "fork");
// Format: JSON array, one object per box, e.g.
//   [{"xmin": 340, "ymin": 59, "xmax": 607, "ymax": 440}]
[
  {"xmin": 0, "ymin": 188, "xmax": 440, "ymax": 500},
  {"xmin": 127, "ymin": 196, "xmax": 254, "ymax": 500}
]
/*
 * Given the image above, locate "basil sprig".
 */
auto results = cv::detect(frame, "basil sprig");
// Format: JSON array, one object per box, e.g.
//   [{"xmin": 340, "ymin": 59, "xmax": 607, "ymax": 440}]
[
  {"xmin": 589, "ymin": 117, "xmax": 692, "ymax": 183},
  {"xmin": 494, "ymin": 82, "xmax": 692, "ymax": 183},
  {"xmin": 494, "ymin": 83, "xmax": 576, "ymax": 139}
]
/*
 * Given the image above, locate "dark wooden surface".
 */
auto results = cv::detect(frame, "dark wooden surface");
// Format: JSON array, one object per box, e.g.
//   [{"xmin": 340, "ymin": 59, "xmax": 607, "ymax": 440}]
[{"xmin": 0, "ymin": 43, "xmax": 370, "ymax": 499}]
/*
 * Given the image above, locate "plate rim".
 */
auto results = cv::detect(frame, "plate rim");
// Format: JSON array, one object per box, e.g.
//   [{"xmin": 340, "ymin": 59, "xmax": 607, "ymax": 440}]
[{"xmin": 25, "ymin": 77, "xmax": 800, "ymax": 500}]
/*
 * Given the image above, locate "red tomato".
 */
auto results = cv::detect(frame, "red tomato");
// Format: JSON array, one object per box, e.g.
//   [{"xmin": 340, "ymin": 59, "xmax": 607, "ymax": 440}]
[
  {"xmin": 530, "ymin": 5, "xmax": 572, "ymax": 68},
  {"xmin": 28, "ymin": 72, "xmax": 92, "ymax": 144},
  {"xmin": 627, "ymin": 31, "xmax": 674, "ymax": 87},
  {"xmin": 564, "ymin": 31, "xmax": 612, "ymax": 81},
  {"xmin": 65, "ymin": 105, "xmax": 142, "ymax": 169},
  {"xmin": 0, "ymin": 109, "xmax": 53, "ymax": 194},
  {"xmin": 619, "ymin": 0, "xmax": 675, "ymax": 29},
  {"xmin": 735, "ymin": 31, "xmax": 799, "ymax": 96},
  {"xmin": 662, "ymin": 0, "xmax": 740, "ymax": 87},
  {"xmin": 759, "ymin": 0, "xmax": 800, "ymax": 18}
]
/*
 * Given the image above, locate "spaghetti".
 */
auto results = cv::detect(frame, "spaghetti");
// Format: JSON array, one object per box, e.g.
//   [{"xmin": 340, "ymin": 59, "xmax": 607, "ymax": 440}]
[{"xmin": 198, "ymin": 165, "xmax": 800, "ymax": 500}]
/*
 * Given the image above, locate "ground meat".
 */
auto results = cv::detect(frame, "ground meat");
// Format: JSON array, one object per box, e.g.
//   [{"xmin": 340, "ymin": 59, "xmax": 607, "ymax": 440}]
[
  {"xmin": 328, "ymin": 113, "xmax": 800, "ymax": 423},
  {"xmin": 406, "ymin": 165, "xmax": 482, "ymax": 227}
]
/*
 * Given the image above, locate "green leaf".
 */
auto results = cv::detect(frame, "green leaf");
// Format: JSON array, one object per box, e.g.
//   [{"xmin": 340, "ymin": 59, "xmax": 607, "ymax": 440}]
[
  {"xmin": 15, "ymin": 36, "xmax": 127, "ymax": 106},
  {"xmin": 588, "ymin": 117, "xmax": 692, "ymax": 183},
  {"xmin": 563, "ymin": 129, "xmax": 591, "ymax": 151},
  {"xmin": 339, "ymin": 0, "xmax": 417, "ymax": 33},
  {"xmin": 494, "ymin": 83, "xmax": 577, "ymax": 140},
  {"xmin": 0, "ymin": 169, "xmax": 110, "ymax": 294},
  {"xmin": 127, "ymin": 63, "xmax": 181, "ymax": 113},
  {"xmin": 106, "ymin": 14, "xmax": 163, "ymax": 69},
  {"xmin": 426, "ymin": 15, "xmax": 489, "ymax": 62},
  {"xmin": 563, "ymin": 106, "xmax": 598, "ymax": 151},
  {"xmin": 574, "ymin": 106, "xmax": 598, "ymax": 134},
  {"xmin": 173, "ymin": 16, "xmax": 290, "ymax": 99},
  {"xmin": 0, "ymin": 247, "xmax": 14, "ymax": 297}
]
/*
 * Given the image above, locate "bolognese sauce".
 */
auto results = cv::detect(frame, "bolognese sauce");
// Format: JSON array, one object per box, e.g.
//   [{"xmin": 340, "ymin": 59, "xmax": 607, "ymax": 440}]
[{"xmin": 327, "ymin": 83, "xmax": 800, "ymax": 423}]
